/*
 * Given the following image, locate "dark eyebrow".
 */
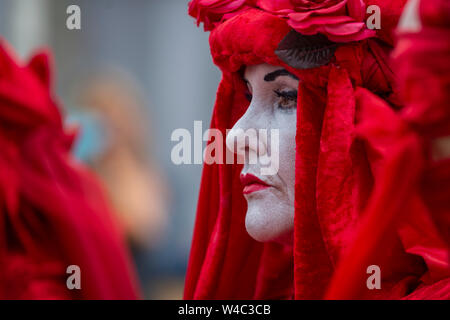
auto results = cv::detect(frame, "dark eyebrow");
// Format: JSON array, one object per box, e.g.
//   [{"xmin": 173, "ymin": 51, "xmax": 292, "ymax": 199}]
[{"xmin": 264, "ymin": 69, "xmax": 299, "ymax": 82}]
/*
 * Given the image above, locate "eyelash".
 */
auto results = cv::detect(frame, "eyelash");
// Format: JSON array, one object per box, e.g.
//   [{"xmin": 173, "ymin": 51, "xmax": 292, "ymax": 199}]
[
  {"xmin": 274, "ymin": 90, "xmax": 297, "ymax": 111},
  {"xmin": 244, "ymin": 90, "xmax": 298, "ymax": 112}
]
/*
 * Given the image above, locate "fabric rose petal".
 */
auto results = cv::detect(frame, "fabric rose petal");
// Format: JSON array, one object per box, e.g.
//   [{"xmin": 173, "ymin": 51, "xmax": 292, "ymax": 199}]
[
  {"xmin": 260, "ymin": 0, "xmax": 376, "ymax": 42},
  {"xmin": 189, "ymin": 0, "xmax": 376, "ymax": 42},
  {"xmin": 254, "ymin": 0, "xmax": 295, "ymax": 14}
]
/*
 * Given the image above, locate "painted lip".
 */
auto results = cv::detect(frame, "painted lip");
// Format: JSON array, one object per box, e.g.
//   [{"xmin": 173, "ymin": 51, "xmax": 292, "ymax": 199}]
[{"xmin": 240, "ymin": 173, "xmax": 270, "ymax": 195}]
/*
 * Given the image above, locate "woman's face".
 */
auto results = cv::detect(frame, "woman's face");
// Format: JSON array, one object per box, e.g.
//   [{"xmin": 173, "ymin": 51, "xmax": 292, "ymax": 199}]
[{"xmin": 226, "ymin": 63, "xmax": 299, "ymax": 244}]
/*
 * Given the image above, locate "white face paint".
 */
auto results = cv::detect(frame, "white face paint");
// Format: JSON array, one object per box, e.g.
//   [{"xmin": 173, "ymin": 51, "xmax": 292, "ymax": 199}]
[{"xmin": 226, "ymin": 64, "xmax": 299, "ymax": 244}]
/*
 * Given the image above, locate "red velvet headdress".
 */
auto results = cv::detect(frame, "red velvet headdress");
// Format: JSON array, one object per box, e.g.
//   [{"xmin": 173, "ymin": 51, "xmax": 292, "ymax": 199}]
[{"xmin": 185, "ymin": 0, "xmax": 450, "ymax": 299}]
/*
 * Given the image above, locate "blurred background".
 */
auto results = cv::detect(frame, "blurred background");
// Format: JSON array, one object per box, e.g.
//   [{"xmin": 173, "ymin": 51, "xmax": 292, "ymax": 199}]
[{"xmin": 0, "ymin": 0, "xmax": 221, "ymax": 299}]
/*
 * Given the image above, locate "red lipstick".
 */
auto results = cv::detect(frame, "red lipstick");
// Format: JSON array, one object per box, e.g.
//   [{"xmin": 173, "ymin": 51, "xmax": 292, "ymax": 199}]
[{"xmin": 240, "ymin": 173, "xmax": 270, "ymax": 194}]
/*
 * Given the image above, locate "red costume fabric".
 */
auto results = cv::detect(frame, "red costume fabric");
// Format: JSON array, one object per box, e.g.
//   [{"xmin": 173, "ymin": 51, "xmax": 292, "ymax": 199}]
[
  {"xmin": 0, "ymin": 41, "xmax": 139, "ymax": 299},
  {"xmin": 185, "ymin": 0, "xmax": 450, "ymax": 299},
  {"xmin": 326, "ymin": 0, "xmax": 450, "ymax": 299}
]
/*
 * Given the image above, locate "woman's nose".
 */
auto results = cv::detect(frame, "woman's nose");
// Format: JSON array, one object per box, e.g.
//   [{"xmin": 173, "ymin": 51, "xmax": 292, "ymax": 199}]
[{"xmin": 226, "ymin": 112, "xmax": 267, "ymax": 159}]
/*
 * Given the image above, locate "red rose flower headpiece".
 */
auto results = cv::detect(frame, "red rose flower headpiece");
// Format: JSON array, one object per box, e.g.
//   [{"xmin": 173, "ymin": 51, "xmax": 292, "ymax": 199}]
[{"xmin": 189, "ymin": 0, "xmax": 375, "ymax": 42}]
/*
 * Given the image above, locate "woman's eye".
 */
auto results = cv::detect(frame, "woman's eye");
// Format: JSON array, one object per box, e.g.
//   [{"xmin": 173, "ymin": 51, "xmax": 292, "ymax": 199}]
[{"xmin": 274, "ymin": 90, "xmax": 297, "ymax": 111}]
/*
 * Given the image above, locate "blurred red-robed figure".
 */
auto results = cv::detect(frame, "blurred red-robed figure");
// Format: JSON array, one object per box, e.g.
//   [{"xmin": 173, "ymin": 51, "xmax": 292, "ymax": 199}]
[{"xmin": 0, "ymin": 40, "xmax": 139, "ymax": 299}]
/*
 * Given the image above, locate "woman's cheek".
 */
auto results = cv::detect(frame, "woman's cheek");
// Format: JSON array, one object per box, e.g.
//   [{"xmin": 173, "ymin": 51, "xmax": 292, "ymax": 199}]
[{"xmin": 277, "ymin": 114, "xmax": 297, "ymax": 200}]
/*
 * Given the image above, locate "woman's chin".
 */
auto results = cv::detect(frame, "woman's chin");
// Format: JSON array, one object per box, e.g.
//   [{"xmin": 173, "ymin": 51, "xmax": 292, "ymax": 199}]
[
  {"xmin": 244, "ymin": 201, "xmax": 294, "ymax": 244},
  {"xmin": 245, "ymin": 222, "xmax": 276, "ymax": 242}
]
